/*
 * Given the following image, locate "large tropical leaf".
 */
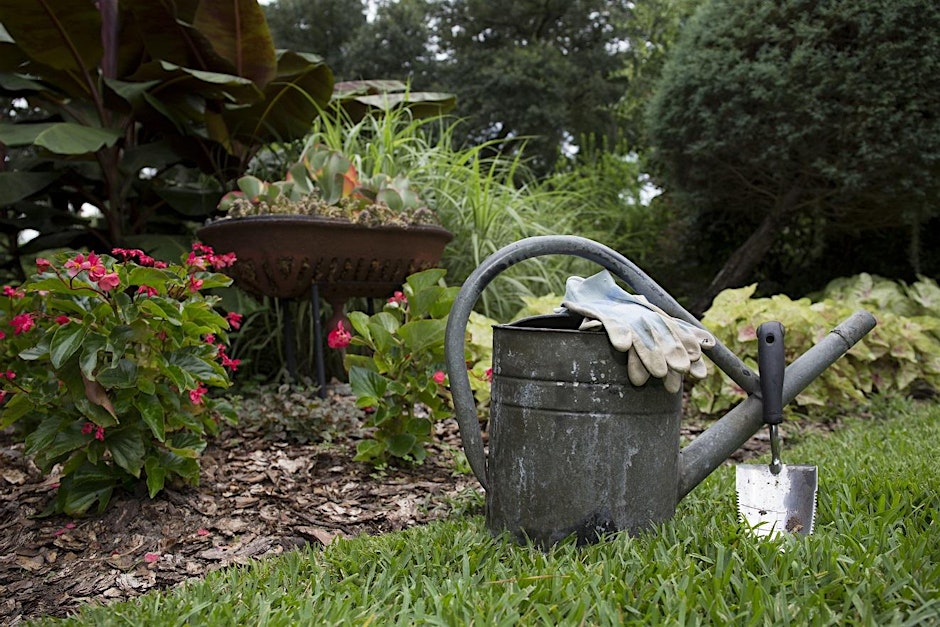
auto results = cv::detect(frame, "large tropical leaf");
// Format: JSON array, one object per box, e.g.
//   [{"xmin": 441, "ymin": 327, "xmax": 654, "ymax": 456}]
[
  {"xmin": 0, "ymin": 0, "xmax": 102, "ymax": 75},
  {"xmin": 123, "ymin": 0, "xmax": 229, "ymax": 75},
  {"xmin": 223, "ymin": 50, "xmax": 333, "ymax": 145},
  {"xmin": 193, "ymin": 0, "xmax": 276, "ymax": 88},
  {"xmin": 0, "ymin": 172, "xmax": 59, "ymax": 206}
]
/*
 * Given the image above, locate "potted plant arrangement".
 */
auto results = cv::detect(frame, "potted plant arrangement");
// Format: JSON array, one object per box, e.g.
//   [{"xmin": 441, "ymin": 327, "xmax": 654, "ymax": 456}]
[{"xmin": 196, "ymin": 144, "xmax": 453, "ymax": 331}]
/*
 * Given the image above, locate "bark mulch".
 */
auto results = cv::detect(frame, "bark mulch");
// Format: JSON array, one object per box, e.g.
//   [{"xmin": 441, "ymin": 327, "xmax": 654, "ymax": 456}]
[{"xmin": 0, "ymin": 384, "xmax": 785, "ymax": 625}]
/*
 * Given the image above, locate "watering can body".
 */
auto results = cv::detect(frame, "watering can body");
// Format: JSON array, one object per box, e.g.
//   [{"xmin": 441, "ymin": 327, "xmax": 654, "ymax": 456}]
[
  {"xmin": 489, "ymin": 314, "xmax": 681, "ymax": 546},
  {"xmin": 444, "ymin": 236, "xmax": 877, "ymax": 547}
]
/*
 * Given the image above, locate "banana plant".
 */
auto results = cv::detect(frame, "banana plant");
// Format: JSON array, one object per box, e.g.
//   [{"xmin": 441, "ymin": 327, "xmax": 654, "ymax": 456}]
[{"xmin": 0, "ymin": 0, "xmax": 333, "ymax": 278}]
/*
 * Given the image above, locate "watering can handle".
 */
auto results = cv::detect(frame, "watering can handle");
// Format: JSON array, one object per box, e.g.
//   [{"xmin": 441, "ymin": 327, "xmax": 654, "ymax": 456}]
[{"xmin": 443, "ymin": 235, "xmax": 760, "ymax": 490}]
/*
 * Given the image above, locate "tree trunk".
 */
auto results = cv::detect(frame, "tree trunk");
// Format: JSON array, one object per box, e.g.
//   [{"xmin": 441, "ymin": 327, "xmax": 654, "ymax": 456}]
[{"xmin": 690, "ymin": 187, "xmax": 801, "ymax": 316}]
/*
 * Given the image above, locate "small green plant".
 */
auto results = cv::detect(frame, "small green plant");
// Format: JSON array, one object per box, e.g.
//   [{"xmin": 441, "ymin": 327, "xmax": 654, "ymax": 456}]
[
  {"xmin": 334, "ymin": 269, "xmax": 458, "ymax": 464},
  {"xmin": 0, "ymin": 245, "xmax": 241, "ymax": 515},
  {"xmin": 693, "ymin": 273, "xmax": 940, "ymax": 416}
]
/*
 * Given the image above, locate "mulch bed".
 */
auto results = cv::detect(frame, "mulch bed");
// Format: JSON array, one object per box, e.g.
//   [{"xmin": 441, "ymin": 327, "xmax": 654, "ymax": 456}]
[{"xmin": 0, "ymin": 386, "xmax": 778, "ymax": 625}]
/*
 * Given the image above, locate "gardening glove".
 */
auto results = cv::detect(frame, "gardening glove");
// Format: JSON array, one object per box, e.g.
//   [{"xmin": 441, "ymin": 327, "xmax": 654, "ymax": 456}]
[{"xmin": 561, "ymin": 271, "xmax": 715, "ymax": 393}]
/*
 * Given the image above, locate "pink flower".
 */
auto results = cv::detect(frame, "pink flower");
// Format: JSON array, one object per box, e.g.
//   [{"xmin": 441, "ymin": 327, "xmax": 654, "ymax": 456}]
[
  {"xmin": 433, "ymin": 370, "xmax": 446, "ymax": 385},
  {"xmin": 137, "ymin": 285, "xmax": 158, "ymax": 298},
  {"xmin": 81, "ymin": 422, "xmax": 95, "ymax": 435},
  {"xmin": 2, "ymin": 285, "xmax": 24, "ymax": 299},
  {"xmin": 485, "ymin": 368, "xmax": 493, "ymax": 383},
  {"xmin": 327, "ymin": 321, "xmax": 351, "ymax": 349},
  {"xmin": 96, "ymin": 272, "xmax": 120, "ymax": 291},
  {"xmin": 95, "ymin": 426, "xmax": 105, "ymax": 441},
  {"xmin": 154, "ymin": 261, "xmax": 168, "ymax": 269},
  {"xmin": 64, "ymin": 253, "xmax": 84, "ymax": 277},
  {"xmin": 0, "ymin": 391, "xmax": 6, "ymax": 404},
  {"xmin": 210, "ymin": 252, "xmax": 237, "ymax": 269},
  {"xmin": 189, "ymin": 383, "xmax": 208, "ymax": 405},
  {"xmin": 10, "ymin": 313, "xmax": 35, "ymax": 335},
  {"xmin": 186, "ymin": 252, "xmax": 208, "ymax": 270},
  {"xmin": 226, "ymin": 312, "xmax": 243, "ymax": 330},
  {"xmin": 204, "ymin": 334, "xmax": 216, "ymax": 344},
  {"xmin": 0, "ymin": 330, "xmax": 5, "ymax": 340},
  {"xmin": 36, "ymin": 258, "xmax": 51, "ymax": 273},
  {"xmin": 188, "ymin": 275, "xmax": 204, "ymax": 293},
  {"xmin": 221, "ymin": 353, "xmax": 241, "ymax": 371},
  {"xmin": 388, "ymin": 291, "xmax": 407, "ymax": 306},
  {"xmin": 144, "ymin": 552, "xmax": 160, "ymax": 564},
  {"xmin": 55, "ymin": 315, "xmax": 70, "ymax": 325},
  {"xmin": 196, "ymin": 528, "xmax": 211, "ymax": 537}
]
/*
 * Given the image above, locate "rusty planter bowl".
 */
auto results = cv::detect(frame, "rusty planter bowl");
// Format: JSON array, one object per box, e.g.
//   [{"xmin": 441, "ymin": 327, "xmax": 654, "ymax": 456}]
[{"xmin": 196, "ymin": 215, "xmax": 453, "ymax": 301}]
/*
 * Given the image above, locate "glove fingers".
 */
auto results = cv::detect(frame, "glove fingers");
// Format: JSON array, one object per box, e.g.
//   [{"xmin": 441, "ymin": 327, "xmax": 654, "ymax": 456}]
[
  {"xmin": 578, "ymin": 318, "xmax": 604, "ymax": 331},
  {"xmin": 627, "ymin": 346, "xmax": 651, "ymax": 387},
  {"xmin": 631, "ymin": 329, "xmax": 668, "ymax": 378},
  {"xmin": 645, "ymin": 315, "xmax": 692, "ymax": 373},
  {"xmin": 664, "ymin": 370, "xmax": 683, "ymax": 394},
  {"xmin": 689, "ymin": 356, "xmax": 708, "ymax": 380}
]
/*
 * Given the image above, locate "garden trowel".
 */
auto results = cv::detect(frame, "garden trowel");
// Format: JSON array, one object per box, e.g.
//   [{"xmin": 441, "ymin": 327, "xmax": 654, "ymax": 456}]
[{"xmin": 736, "ymin": 322, "xmax": 817, "ymax": 538}]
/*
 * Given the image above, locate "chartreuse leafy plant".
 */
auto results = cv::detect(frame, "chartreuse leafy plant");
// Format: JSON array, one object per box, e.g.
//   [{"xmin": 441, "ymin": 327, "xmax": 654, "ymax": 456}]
[
  {"xmin": 0, "ymin": 245, "xmax": 241, "ymax": 515},
  {"xmin": 339, "ymin": 269, "xmax": 458, "ymax": 465},
  {"xmin": 693, "ymin": 273, "xmax": 940, "ymax": 416}
]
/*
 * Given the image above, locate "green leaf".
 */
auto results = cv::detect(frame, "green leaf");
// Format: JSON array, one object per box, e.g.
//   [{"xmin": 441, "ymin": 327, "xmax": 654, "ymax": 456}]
[
  {"xmin": 50, "ymin": 321, "xmax": 89, "ymax": 369},
  {"xmin": 347, "ymin": 311, "xmax": 372, "ymax": 343},
  {"xmin": 348, "ymin": 366, "xmax": 388, "ymax": 407},
  {"xmin": 222, "ymin": 49, "xmax": 334, "ymax": 144},
  {"xmin": 0, "ymin": 171, "xmax": 59, "ymax": 205},
  {"xmin": 167, "ymin": 352, "xmax": 227, "ymax": 386},
  {"xmin": 353, "ymin": 439, "xmax": 386, "ymax": 463},
  {"xmin": 134, "ymin": 394, "xmax": 166, "ymax": 442},
  {"xmin": 386, "ymin": 433, "xmax": 417, "ymax": 458},
  {"xmin": 96, "ymin": 358, "xmax": 138, "ymax": 389},
  {"xmin": 192, "ymin": 0, "xmax": 276, "ymax": 88},
  {"xmin": 56, "ymin": 463, "xmax": 119, "ymax": 516},
  {"xmin": 144, "ymin": 455, "xmax": 168, "ymax": 498},
  {"xmin": 0, "ymin": 0, "xmax": 103, "ymax": 74},
  {"xmin": 79, "ymin": 333, "xmax": 106, "ymax": 379},
  {"xmin": 406, "ymin": 268, "xmax": 447, "ymax": 294},
  {"xmin": 34, "ymin": 124, "xmax": 123, "ymax": 155},
  {"xmin": 107, "ymin": 425, "xmax": 146, "ymax": 478},
  {"xmin": 398, "ymin": 319, "xmax": 446, "ymax": 356},
  {"xmin": 0, "ymin": 393, "xmax": 34, "ymax": 428},
  {"xmin": 137, "ymin": 298, "xmax": 183, "ymax": 326}
]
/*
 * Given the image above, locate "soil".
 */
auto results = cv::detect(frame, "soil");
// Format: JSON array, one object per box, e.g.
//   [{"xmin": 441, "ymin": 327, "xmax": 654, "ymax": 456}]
[{"xmin": 0, "ymin": 386, "xmax": 783, "ymax": 625}]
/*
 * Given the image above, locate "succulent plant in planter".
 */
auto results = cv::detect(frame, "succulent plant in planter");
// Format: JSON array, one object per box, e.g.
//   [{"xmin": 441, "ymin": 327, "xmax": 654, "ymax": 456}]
[
  {"xmin": 196, "ymin": 145, "xmax": 454, "ymax": 348},
  {"xmin": 217, "ymin": 146, "xmax": 442, "ymax": 228}
]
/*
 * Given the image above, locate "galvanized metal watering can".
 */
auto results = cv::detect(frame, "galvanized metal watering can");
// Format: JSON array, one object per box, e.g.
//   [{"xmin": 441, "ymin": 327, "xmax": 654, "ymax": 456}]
[{"xmin": 443, "ymin": 236, "xmax": 876, "ymax": 547}]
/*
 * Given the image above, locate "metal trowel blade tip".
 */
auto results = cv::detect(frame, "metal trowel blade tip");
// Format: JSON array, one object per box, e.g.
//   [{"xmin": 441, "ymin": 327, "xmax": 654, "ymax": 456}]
[{"xmin": 736, "ymin": 463, "xmax": 818, "ymax": 538}]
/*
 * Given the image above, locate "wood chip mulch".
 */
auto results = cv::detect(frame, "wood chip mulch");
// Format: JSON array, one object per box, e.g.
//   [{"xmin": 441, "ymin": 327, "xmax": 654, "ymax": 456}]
[{"xmin": 0, "ymin": 385, "xmax": 786, "ymax": 625}]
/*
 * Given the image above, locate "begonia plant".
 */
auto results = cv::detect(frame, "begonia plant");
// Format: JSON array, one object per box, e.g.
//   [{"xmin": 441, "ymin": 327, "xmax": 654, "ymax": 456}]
[
  {"xmin": 0, "ymin": 244, "xmax": 241, "ymax": 515},
  {"xmin": 335, "ymin": 269, "xmax": 457, "ymax": 464}
]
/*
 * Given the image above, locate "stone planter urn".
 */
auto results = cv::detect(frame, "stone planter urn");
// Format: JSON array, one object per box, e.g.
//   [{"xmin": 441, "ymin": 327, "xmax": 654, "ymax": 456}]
[{"xmin": 197, "ymin": 214, "xmax": 453, "ymax": 329}]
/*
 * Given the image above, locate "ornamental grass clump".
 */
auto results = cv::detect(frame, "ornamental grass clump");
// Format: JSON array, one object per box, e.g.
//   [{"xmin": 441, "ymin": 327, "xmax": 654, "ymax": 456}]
[{"xmin": 0, "ymin": 244, "xmax": 242, "ymax": 515}]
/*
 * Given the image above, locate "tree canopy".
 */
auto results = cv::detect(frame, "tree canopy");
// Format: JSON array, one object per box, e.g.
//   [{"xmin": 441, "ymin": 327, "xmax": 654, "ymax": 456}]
[{"xmin": 647, "ymin": 0, "xmax": 940, "ymax": 311}]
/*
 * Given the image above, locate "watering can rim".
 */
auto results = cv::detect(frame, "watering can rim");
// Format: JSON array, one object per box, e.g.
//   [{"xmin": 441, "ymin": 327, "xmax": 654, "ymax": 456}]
[{"xmin": 443, "ymin": 235, "xmax": 877, "ymax": 498}]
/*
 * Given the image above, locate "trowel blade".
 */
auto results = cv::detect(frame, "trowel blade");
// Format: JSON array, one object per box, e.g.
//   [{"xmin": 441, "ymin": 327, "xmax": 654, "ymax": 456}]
[{"xmin": 736, "ymin": 463, "xmax": 817, "ymax": 538}]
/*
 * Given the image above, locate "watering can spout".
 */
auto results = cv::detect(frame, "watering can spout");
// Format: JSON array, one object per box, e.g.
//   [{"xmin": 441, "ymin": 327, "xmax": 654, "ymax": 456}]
[{"xmin": 444, "ymin": 236, "xmax": 877, "ymax": 545}]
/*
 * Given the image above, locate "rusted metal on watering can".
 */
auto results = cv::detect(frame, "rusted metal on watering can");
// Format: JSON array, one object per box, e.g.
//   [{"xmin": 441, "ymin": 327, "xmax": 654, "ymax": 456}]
[
  {"xmin": 489, "ymin": 314, "xmax": 682, "ymax": 545},
  {"xmin": 443, "ymin": 235, "xmax": 877, "ymax": 548}
]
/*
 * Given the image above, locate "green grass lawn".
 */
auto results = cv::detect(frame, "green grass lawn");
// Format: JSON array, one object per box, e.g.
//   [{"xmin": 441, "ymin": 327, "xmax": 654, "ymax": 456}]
[{"xmin": 34, "ymin": 398, "xmax": 940, "ymax": 626}]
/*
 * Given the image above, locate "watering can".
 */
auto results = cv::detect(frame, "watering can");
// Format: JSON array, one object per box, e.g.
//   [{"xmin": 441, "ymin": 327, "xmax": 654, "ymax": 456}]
[{"xmin": 443, "ymin": 236, "xmax": 876, "ymax": 547}]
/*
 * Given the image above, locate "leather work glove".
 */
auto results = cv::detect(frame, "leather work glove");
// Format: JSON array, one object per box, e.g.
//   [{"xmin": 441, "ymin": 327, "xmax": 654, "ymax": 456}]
[{"xmin": 561, "ymin": 271, "xmax": 715, "ymax": 393}]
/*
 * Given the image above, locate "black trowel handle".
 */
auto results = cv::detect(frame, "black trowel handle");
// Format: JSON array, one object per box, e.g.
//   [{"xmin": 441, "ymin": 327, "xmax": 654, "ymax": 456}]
[{"xmin": 757, "ymin": 321, "xmax": 786, "ymax": 425}]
